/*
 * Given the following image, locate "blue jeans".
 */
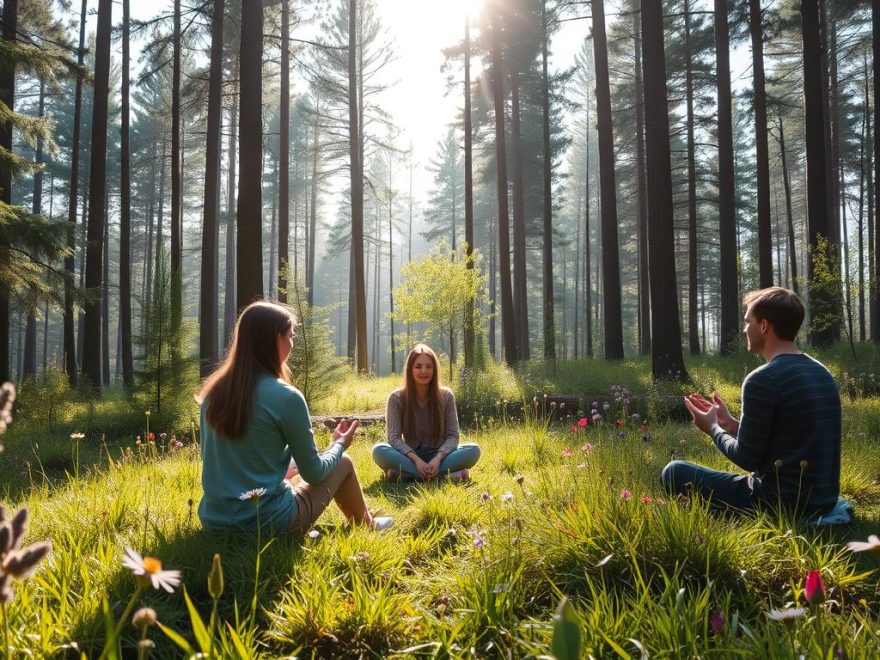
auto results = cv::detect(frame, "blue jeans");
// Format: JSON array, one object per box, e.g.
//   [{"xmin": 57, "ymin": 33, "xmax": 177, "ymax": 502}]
[
  {"xmin": 372, "ymin": 443, "xmax": 481, "ymax": 479},
  {"xmin": 661, "ymin": 460, "xmax": 764, "ymax": 511}
]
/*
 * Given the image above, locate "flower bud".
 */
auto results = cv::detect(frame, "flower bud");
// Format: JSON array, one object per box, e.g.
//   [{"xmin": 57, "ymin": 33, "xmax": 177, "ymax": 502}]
[
  {"xmin": 805, "ymin": 570, "xmax": 826, "ymax": 606},
  {"xmin": 132, "ymin": 607, "xmax": 157, "ymax": 631},
  {"xmin": 1, "ymin": 541, "xmax": 51, "ymax": 579},
  {"xmin": 208, "ymin": 553, "xmax": 224, "ymax": 600}
]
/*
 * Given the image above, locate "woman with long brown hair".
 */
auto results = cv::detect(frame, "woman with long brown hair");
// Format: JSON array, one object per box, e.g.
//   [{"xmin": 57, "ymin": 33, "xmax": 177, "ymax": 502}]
[
  {"xmin": 372, "ymin": 343, "xmax": 480, "ymax": 481},
  {"xmin": 197, "ymin": 300, "xmax": 392, "ymax": 532}
]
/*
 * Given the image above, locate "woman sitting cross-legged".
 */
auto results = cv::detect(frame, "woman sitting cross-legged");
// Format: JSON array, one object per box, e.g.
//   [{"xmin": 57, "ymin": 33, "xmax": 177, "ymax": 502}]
[
  {"xmin": 197, "ymin": 300, "xmax": 393, "ymax": 534},
  {"xmin": 372, "ymin": 343, "xmax": 480, "ymax": 482}
]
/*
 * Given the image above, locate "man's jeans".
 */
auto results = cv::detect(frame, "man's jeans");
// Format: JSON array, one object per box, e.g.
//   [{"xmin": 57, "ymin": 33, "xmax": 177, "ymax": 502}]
[
  {"xmin": 661, "ymin": 459, "xmax": 762, "ymax": 511},
  {"xmin": 372, "ymin": 443, "xmax": 481, "ymax": 479}
]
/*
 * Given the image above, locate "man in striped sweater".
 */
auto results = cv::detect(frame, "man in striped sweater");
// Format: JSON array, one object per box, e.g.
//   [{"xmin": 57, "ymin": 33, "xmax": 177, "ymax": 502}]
[{"xmin": 662, "ymin": 287, "xmax": 841, "ymax": 517}]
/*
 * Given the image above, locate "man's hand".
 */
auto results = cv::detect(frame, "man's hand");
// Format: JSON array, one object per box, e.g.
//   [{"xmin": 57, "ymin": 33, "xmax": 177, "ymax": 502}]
[
  {"xmin": 683, "ymin": 394, "xmax": 718, "ymax": 434},
  {"xmin": 685, "ymin": 393, "xmax": 739, "ymax": 434},
  {"xmin": 332, "ymin": 419, "xmax": 359, "ymax": 450}
]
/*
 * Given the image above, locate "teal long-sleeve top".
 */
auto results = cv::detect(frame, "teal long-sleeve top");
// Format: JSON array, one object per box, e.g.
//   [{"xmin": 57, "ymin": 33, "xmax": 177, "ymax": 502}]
[{"xmin": 198, "ymin": 374, "xmax": 344, "ymax": 532}]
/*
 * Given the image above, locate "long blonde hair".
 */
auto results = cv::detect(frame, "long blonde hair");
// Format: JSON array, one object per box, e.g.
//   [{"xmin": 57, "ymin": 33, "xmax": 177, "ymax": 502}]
[
  {"xmin": 198, "ymin": 301, "xmax": 294, "ymax": 438},
  {"xmin": 400, "ymin": 343, "xmax": 444, "ymax": 441}
]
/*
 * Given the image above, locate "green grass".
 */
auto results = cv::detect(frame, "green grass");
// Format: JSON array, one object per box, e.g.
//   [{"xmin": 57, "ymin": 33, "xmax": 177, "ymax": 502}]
[{"xmin": 1, "ymin": 350, "xmax": 880, "ymax": 657}]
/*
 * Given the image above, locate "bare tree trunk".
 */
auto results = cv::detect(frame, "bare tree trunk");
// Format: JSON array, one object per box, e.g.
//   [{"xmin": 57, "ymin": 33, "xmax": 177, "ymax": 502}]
[
  {"xmin": 749, "ymin": 0, "xmax": 773, "ymax": 287},
  {"xmin": 592, "ymin": 0, "xmax": 624, "ymax": 359},
  {"xmin": 642, "ymin": 0, "xmax": 688, "ymax": 381},
  {"xmin": 81, "ymin": 0, "xmax": 112, "ymax": 390},
  {"xmin": 715, "ymin": 0, "xmax": 738, "ymax": 354},
  {"xmin": 858, "ymin": 97, "xmax": 867, "ymax": 341},
  {"xmin": 510, "ymin": 70, "xmax": 529, "ymax": 360},
  {"xmin": 775, "ymin": 112, "xmax": 799, "ymax": 294},
  {"xmin": 278, "ymin": 0, "xmax": 290, "ymax": 304},
  {"xmin": 23, "ymin": 82, "xmax": 46, "ymax": 381},
  {"xmin": 236, "ymin": 0, "xmax": 264, "ymax": 309},
  {"xmin": 463, "ymin": 14, "xmax": 475, "ymax": 368},
  {"xmin": 349, "ymin": 0, "xmax": 368, "ymax": 372},
  {"xmin": 224, "ymin": 96, "xmax": 237, "ymax": 343},
  {"xmin": 684, "ymin": 1, "xmax": 700, "ymax": 355},
  {"xmin": 119, "ymin": 0, "xmax": 134, "ymax": 387},
  {"xmin": 540, "ymin": 0, "xmax": 555, "ymax": 360},
  {"xmin": 307, "ymin": 109, "xmax": 319, "ymax": 306},
  {"xmin": 489, "ymin": 2, "xmax": 517, "ymax": 364},
  {"xmin": 199, "ymin": 0, "xmax": 223, "ymax": 376},
  {"xmin": 0, "ymin": 0, "xmax": 17, "ymax": 382},
  {"xmin": 872, "ymin": 4, "xmax": 880, "ymax": 341},
  {"xmin": 101, "ymin": 216, "xmax": 110, "ymax": 386},
  {"xmin": 634, "ymin": 3, "xmax": 650, "ymax": 355},
  {"xmin": 171, "ymin": 0, "xmax": 182, "ymax": 316},
  {"xmin": 584, "ymin": 82, "xmax": 593, "ymax": 359}
]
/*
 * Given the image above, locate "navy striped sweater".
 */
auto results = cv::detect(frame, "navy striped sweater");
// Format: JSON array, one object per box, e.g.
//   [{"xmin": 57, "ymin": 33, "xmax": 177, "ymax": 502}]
[{"xmin": 710, "ymin": 353, "xmax": 841, "ymax": 515}]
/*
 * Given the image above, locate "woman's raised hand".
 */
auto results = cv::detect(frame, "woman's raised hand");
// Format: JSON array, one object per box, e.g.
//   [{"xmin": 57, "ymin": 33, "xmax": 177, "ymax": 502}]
[{"xmin": 332, "ymin": 419, "xmax": 359, "ymax": 450}]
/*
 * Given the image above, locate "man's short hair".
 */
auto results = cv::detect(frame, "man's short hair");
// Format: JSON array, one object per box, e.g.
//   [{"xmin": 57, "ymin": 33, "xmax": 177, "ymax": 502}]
[{"xmin": 742, "ymin": 287, "xmax": 805, "ymax": 341}]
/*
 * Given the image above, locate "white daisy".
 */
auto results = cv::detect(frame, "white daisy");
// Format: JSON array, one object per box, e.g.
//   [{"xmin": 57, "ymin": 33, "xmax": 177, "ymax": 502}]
[
  {"xmin": 765, "ymin": 607, "xmax": 806, "ymax": 623},
  {"xmin": 122, "ymin": 547, "xmax": 181, "ymax": 593},
  {"xmin": 846, "ymin": 535, "xmax": 880, "ymax": 554},
  {"xmin": 238, "ymin": 488, "xmax": 267, "ymax": 502}
]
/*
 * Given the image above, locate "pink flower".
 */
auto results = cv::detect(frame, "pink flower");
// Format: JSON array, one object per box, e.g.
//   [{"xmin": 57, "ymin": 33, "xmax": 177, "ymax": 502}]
[
  {"xmin": 640, "ymin": 495, "xmax": 652, "ymax": 504},
  {"xmin": 805, "ymin": 570, "xmax": 826, "ymax": 606},
  {"xmin": 620, "ymin": 489, "xmax": 632, "ymax": 501},
  {"xmin": 709, "ymin": 609, "xmax": 725, "ymax": 634},
  {"xmin": 582, "ymin": 443, "xmax": 592, "ymax": 453},
  {"xmin": 615, "ymin": 419, "xmax": 624, "ymax": 426},
  {"xmin": 569, "ymin": 425, "xmax": 577, "ymax": 434},
  {"xmin": 578, "ymin": 418, "xmax": 588, "ymax": 428},
  {"xmin": 562, "ymin": 447, "xmax": 572, "ymax": 458},
  {"xmin": 640, "ymin": 424, "xmax": 649, "ymax": 431},
  {"xmin": 473, "ymin": 536, "xmax": 486, "ymax": 550}
]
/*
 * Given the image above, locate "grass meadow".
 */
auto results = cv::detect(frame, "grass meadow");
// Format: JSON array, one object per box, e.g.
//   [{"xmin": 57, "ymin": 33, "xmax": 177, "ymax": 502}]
[{"xmin": 1, "ymin": 346, "xmax": 880, "ymax": 657}]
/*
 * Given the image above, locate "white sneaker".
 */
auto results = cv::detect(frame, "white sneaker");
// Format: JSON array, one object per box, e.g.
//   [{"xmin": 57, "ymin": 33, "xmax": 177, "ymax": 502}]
[{"xmin": 371, "ymin": 515, "xmax": 395, "ymax": 532}]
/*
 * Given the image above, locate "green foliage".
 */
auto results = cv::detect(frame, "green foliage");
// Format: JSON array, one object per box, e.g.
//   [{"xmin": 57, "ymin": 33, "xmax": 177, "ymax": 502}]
[
  {"xmin": 285, "ymin": 279, "xmax": 349, "ymax": 408},
  {"xmin": 134, "ymin": 248, "xmax": 198, "ymax": 426},
  {"xmin": 806, "ymin": 236, "xmax": 843, "ymax": 346},
  {"xmin": 552, "ymin": 597, "xmax": 581, "ymax": 660},
  {"xmin": 15, "ymin": 362, "xmax": 71, "ymax": 432},
  {"xmin": 392, "ymin": 241, "xmax": 487, "ymax": 378}
]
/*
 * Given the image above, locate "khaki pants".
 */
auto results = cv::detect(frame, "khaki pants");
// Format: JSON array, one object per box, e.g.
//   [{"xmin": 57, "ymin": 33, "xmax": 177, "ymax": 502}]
[{"xmin": 285, "ymin": 454, "xmax": 357, "ymax": 532}]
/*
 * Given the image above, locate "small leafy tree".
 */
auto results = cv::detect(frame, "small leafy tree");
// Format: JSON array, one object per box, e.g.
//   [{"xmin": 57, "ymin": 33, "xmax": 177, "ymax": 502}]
[
  {"xmin": 392, "ymin": 241, "xmax": 486, "ymax": 381},
  {"xmin": 286, "ymin": 278, "xmax": 348, "ymax": 407},
  {"xmin": 806, "ymin": 236, "xmax": 842, "ymax": 348}
]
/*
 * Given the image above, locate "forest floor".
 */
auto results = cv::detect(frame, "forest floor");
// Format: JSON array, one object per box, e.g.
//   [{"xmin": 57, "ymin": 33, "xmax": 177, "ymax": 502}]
[{"xmin": 2, "ymin": 348, "xmax": 880, "ymax": 657}]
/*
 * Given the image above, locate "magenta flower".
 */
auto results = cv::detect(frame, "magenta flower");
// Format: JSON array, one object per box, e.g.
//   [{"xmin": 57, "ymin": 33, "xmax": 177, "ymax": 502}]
[
  {"xmin": 620, "ymin": 489, "xmax": 632, "ymax": 501},
  {"xmin": 562, "ymin": 447, "xmax": 572, "ymax": 458},
  {"xmin": 708, "ymin": 610, "xmax": 725, "ymax": 634},
  {"xmin": 804, "ymin": 570, "xmax": 826, "ymax": 605},
  {"xmin": 569, "ymin": 425, "xmax": 577, "ymax": 434},
  {"xmin": 582, "ymin": 443, "xmax": 592, "ymax": 453},
  {"xmin": 473, "ymin": 536, "xmax": 486, "ymax": 550},
  {"xmin": 578, "ymin": 417, "xmax": 588, "ymax": 428}
]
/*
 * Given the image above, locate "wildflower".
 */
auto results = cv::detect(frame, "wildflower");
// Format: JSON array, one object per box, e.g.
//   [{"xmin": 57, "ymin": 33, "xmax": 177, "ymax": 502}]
[
  {"xmin": 307, "ymin": 529, "xmax": 320, "ymax": 539},
  {"xmin": 480, "ymin": 492, "xmax": 492, "ymax": 502},
  {"xmin": 70, "ymin": 432, "xmax": 85, "ymax": 441},
  {"xmin": 677, "ymin": 494, "xmax": 689, "ymax": 509},
  {"xmin": 350, "ymin": 551, "xmax": 370, "ymax": 562},
  {"xmin": 615, "ymin": 419, "xmax": 624, "ymax": 426},
  {"xmin": 800, "ymin": 460, "xmax": 809, "ymax": 470},
  {"xmin": 473, "ymin": 536, "xmax": 486, "ymax": 550},
  {"xmin": 501, "ymin": 492, "xmax": 514, "ymax": 503},
  {"xmin": 0, "ymin": 507, "xmax": 52, "ymax": 605},
  {"xmin": 591, "ymin": 401, "xmax": 598, "ymax": 409},
  {"xmin": 121, "ymin": 547, "xmax": 181, "ymax": 593},
  {"xmin": 618, "ymin": 431, "xmax": 626, "ymax": 438},
  {"xmin": 592, "ymin": 413, "xmax": 602, "ymax": 422},
  {"xmin": 569, "ymin": 425, "xmax": 577, "ymax": 434},
  {"xmin": 238, "ymin": 488, "xmax": 266, "ymax": 502},
  {"xmin": 145, "ymin": 410, "xmax": 151, "ymax": 417},
  {"xmin": 640, "ymin": 495, "xmax": 652, "ymax": 504},
  {"xmin": 148, "ymin": 432, "xmax": 155, "ymax": 443},
  {"xmin": 708, "ymin": 609, "xmax": 725, "ymax": 634},
  {"xmin": 562, "ymin": 447, "xmax": 572, "ymax": 458},
  {"xmin": 596, "ymin": 554, "xmax": 613, "ymax": 567},
  {"xmin": 639, "ymin": 424, "xmax": 648, "ymax": 432},
  {"xmin": 444, "ymin": 528, "xmax": 457, "ymax": 539},
  {"xmin": 774, "ymin": 459, "xmax": 783, "ymax": 469},
  {"xmin": 208, "ymin": 553, "xmax": 224, "ymax": 599},
  {"xmin": 846, "ymin": 535, "xmax": 880, "ymax": 554},
  {"xmin": 582, "ymin": 443, "xmax": 592, "ymax": 453},
  {"xmin": 642, "ymin": 433, "xmax": 652, "ymax": 443},
  {"xmin": 765, "ymin": 607, "xmax": 806, "ymax": 625},
  {"xmin": 578, "ymin": 418, "xmax": 588, "ymax": 428},
  {"xmin": 135, "ymin": 436, "xmax": 142, "ymax": 445},
  {"xmin": 620, "ymin": 489, "xmax": 632, "ymax": 501},
  {"xmin": 132, "ymin": 607, "xmax": 157, "ymax": 632},
  {"xmin": 603, "ymin": 402, "xmax": 611, "ymax": 411},
  {"xmin": 515, "ymin": 475, "xmax": 525, "ymax": 486},
  {"xmin": 804, "ymin": 570, "xmax": 826, "ymax": 605},
  {"xmin": 159, "ymin": 432, "xmax": 167, "ymax": 441}
]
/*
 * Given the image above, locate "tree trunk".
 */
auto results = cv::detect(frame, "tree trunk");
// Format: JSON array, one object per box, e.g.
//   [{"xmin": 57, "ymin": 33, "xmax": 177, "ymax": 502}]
[
  {"xmin": 748, "ymin": 0, "xmax": 773, "ymax": 287},
  {"xmin": 510, "ymin": 70, "xmax": 529, "ymax": 360},
  {"xmin": 278, "ymin": 0, "xmax": 290, "ymax": 304},
  {"xmin": 584, "ymin": 78, "xmax": 593, "ymax": 359},
  {"xmin": 684, "ymin": 1, "xmax": 700, "ymax": 355},
  {"xmin": 592, "ymin": 0, "xmax": 624, "ymax": 359},
  {"xmin": 634, "ymin": 3, "xmax": 650, "ymax": 355},
  {"xmin": 23, "ymin": 82, "xmax": 45, "ymax": 381},
  {"xmin": 307, "ymin": 109, "xmax": 319, "ymax": 306},
  {"xmin": 803, "ymin": 0, "xmax": 834, "ymax": 346},
  {"xmin": 236, "ymin": 0, "xmax": 264, "ymax": 309},
  {"xmin": 0, "ymin": 0, "xmax": 17, "ymax": 383},
  {"xmin": 171, "ymin": 0, "xmax": 182, "ymax": 316},
  {"xmin": 463, "ymin": 14, "xmax": 475, "ymax": 368},
  {"xmin": 349, "ymin": 0, "xmax": 368, "ymax": 372},
  {"xmin": 388, "ymin": 183, "xmax": 396, "ymax": 374},
  {"xmin": 714, "ymin": 0, "xmax": 738, "ymax": 354},
  {"xmin": 540, "ymin": 0, "xmax": 555, "ymax": 360},
  {"xmin": 490, "ymin": 3, "xmax": 517, "ymax": 364},
  {"xmin": 101, "ymin": 216, "xmax": 110, "ymax": 386},
  {"xmin": 199, "ymin": 0, "xmax": 223, "ymax": 377},
  {"xmin": 81, "ymin": 0, "xmax": 112, "ymax": 390},
  {"xmin": 63, "ymin": 0, "xmax": 87, "ymax": 387},
  {"xmin": 775, "ymin": 111, "xmax": 798, "ymax": 294},
  {"xmin": 642, "ymin": 0, "xmax": 688, "ymax": 381},
  {"xmin": 858, "ymin": 99, "xmax": 866, "ymax": 341},
  {"xmin": 120, "ymin": 0, "xmax": 134, "ymax": 387},
  {"xmin": 873, "ymin": 2, "xmax": 880, "ymax": 341},
  {"xmin": 224, "ymin": 97, "xmax": 237, "ymax": 343}
]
